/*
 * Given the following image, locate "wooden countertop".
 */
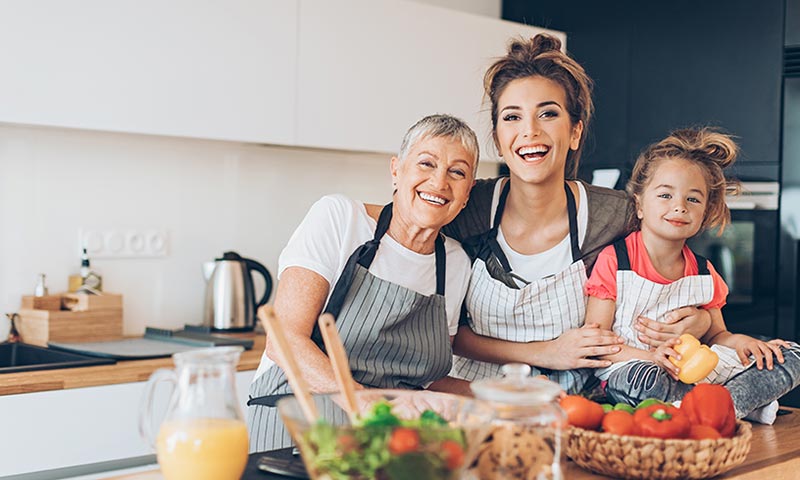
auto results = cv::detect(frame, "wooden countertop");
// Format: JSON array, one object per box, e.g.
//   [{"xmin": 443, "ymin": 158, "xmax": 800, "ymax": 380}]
[
  {"xmin": 99, "ymin": 408, "xmax": 800, "ymax": 480},
  {"xmin": 0, "ymin": 333, "xmax": 265, "ymax": 396}
]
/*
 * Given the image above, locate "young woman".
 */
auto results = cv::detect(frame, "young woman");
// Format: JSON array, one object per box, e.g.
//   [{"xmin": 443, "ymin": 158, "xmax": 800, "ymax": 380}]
[
  {"xmin": 443, "ymin": 34, "xmax": 712, "ymax": 393},
  {"xmin": 585, "ymin": 128, "xmax": 800, "ymax": 421}
]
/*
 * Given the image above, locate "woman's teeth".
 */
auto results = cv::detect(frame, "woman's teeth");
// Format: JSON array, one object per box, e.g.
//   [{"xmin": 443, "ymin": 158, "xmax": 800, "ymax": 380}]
[
  {"xmin": 418, "ymin": 192, "xmax": 447, "ymax": 205},
  {"xmin": 517, "ymin": 145, "xmax": 549, "ymax": 160}
]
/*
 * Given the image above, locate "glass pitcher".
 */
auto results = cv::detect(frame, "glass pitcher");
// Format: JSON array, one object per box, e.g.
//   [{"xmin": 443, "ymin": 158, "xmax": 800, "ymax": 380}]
[
  {"xmin": 139, "ymin": 346, "xmax": 248, "ymax": 480},
  {"xmin": 470, "ymin": 363, "xmax": 566, "ymax": 480}
]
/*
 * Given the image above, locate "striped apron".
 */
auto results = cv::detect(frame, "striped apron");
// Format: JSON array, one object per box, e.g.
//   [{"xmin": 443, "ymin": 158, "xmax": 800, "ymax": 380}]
[
  {"xmin": 451, "ymin": 182, "xmax": 593, "ymax": 394},
  {"xmin": 596, "ymin": 238, "xmax": 751, "ymax": 384},
  {"xmin": 246, "ymin": 203, "xmax": 453, "ymax": 451}
]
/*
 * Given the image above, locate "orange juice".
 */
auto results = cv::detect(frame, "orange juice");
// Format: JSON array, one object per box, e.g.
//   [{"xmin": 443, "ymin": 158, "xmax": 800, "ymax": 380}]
[{"xmin": 156, "ymin": 418, "xmax": 248, "ymax": 480}]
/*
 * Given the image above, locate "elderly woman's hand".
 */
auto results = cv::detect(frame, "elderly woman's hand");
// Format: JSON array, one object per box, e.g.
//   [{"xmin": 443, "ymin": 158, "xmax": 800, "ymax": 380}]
[
  {"xmin": 536, "ymin": 323, "xmax": 623, "ymax": 370},
  {"xmin": 635, "ymin": 306, "xmax": 712, "ymax": 348}
]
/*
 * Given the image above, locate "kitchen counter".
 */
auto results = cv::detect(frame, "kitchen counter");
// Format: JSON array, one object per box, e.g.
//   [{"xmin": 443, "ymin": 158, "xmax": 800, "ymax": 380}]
[
  {"xmin": 0, "ymin": 333, "xmax": 265, "ymax": 396},
  {"xmin": 81, "ymin": 408, "xmax": 800, "ymax": 480}
]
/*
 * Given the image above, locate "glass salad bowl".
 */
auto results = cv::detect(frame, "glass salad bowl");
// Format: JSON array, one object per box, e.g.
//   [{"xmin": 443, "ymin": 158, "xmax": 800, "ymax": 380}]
[{"xmin": 277, "ymin": 389, "xmax": 495, "ymax": 480}]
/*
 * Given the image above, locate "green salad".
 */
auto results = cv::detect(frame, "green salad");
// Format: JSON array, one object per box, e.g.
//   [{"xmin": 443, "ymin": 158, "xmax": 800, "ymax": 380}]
[{"xmin": 302, "ymin": 401, "xmax": 468, "ymax": 480}]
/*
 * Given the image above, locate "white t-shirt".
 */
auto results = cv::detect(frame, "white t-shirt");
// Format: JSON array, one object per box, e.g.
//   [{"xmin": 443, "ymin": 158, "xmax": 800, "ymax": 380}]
[
  {"xmin": 492, "ymin": 179, "xmax": 588, "ymax": 283},
  {"xmin": 278, "ymin": 194, "xmax": 471, "ymax": 334}
]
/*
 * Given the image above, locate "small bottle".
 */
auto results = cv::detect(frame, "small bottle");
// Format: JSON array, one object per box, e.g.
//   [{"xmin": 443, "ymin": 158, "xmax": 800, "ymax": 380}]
[
  {"xmin": 68, "ymin": 248, "xmax": 103, "ymax": 292},
  {"xmin": 34, "ymin": 273, "xmax": 49, "ymax": 297}
]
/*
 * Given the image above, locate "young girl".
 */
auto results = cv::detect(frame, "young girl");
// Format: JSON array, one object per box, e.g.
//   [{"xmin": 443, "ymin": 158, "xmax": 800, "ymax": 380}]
[{"xmin": 584, "ymin": 128, "xmax": 800, "ymax": 421}]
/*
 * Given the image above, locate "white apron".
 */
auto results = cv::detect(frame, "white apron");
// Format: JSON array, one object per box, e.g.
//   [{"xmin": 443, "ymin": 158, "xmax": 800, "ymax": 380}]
[
  {"xmin": 596, "ymin": 238, "xmax": 752, "ymax": 383},
  {"xmin": 451, "ymin": 182, "xmax": 592, "ymax": 394}
]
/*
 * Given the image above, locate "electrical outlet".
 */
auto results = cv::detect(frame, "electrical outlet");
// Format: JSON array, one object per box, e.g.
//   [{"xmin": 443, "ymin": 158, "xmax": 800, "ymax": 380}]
[{"xmin": 79, "ymin": 229, "xmax": 169, "ymax": 258}]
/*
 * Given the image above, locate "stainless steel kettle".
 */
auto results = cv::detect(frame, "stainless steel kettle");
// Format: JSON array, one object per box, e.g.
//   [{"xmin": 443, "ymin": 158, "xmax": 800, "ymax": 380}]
[{"xmin": 202, "ymin": 251, "xmax": 272, "ymax": 331}]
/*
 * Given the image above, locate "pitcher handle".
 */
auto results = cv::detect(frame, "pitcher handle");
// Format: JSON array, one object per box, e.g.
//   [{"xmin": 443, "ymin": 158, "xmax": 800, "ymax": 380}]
[{"xmin": 138, "ymin": 368, "xmax": 176, "ymax": 450}]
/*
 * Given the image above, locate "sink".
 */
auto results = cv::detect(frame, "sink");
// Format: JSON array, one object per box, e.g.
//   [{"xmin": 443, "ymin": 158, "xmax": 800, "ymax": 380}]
[{"xmin": 0, "ymin": 342, "xmax": 116, "ymax": 373}]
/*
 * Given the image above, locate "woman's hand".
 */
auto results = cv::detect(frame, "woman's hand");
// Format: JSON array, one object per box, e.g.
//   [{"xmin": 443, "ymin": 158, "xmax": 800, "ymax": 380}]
[
  {"xmin": 538, "ymin": 323, "xmax": 622, "ymax": 370},
  {"xmin": 635, "ymin": 307, "xmax": 712, "ymax": 348},
  {"xmin": 727, "ymin": 335, "xmax": 789, "ymax": 370},
  {"xmin": 650, "ymin": 337, "xmax": 682, "ymax": 381}
]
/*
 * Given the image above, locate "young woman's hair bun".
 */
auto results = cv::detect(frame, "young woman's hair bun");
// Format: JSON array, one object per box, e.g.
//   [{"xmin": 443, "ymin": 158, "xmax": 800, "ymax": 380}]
[{"xmin": 508, "ymin": 33, "xmax": 562, "ymax": 60}]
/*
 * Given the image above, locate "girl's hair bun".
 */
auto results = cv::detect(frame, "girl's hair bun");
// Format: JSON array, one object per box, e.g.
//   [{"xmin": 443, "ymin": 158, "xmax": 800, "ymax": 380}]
[{"xmin": 670, "ymin": 128, "xmax": 738, "ymax": 170}]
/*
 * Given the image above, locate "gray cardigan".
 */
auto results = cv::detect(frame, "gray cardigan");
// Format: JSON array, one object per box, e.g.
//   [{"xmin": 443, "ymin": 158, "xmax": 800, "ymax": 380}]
[{"xmin": 442, "ymin": 177, "xmax": 634, "ymax": 275}]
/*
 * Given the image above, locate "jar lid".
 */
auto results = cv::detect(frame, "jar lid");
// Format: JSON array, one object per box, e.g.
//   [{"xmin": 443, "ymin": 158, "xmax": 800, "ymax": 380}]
[{"xmin": 470, "ymin": 363, "xmax": 563, "ymax": 405}]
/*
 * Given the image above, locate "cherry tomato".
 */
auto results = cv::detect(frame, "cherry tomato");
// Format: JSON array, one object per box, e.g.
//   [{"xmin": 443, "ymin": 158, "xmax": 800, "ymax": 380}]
[
  {"xmin": 388, "ymin": 427, "xmax": 420, "ymax": 454},
  {"xmin": 601, "ymin": 410, "xmax": 636, "ymax": 436},
  {"xmin": 689, "ymin": 424, "xmax": 722, "ymax": 440},
  {"xmin": 559, "ymin": 395, "xmax": 605, "ymax": 430},
  {"xmin": 440, "ymin": 440, "xmax": 465, "ymax": 470}
]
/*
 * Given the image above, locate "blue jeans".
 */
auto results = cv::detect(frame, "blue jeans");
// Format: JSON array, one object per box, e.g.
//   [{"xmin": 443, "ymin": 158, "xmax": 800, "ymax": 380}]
[{"xmin": 605, "ymin": 344, "xmax": 800, "ymax": 418}]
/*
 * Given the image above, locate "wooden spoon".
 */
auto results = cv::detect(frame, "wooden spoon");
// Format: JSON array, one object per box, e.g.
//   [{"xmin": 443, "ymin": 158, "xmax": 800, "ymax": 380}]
[
  {"xmin": 318, "ymin": 313, "xmax": 359, "ymax": 423},
  {"xmin": 258, "ymin": 305, "xmax": 318, "ymax": 422}
]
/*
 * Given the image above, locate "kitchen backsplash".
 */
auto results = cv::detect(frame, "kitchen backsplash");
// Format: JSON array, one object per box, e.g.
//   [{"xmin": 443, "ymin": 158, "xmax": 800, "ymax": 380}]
[{"xmin": 0, "ymin": 124, "xmax": 496, "ymax": 335}]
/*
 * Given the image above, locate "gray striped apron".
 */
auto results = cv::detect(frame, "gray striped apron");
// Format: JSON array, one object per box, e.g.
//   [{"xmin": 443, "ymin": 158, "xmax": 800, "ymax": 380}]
[
  {"xmin": 451, "ymin": 182, "xmax": 593, "ymax": 394},
  {"xmin": 596, "ymin": 238, "xmax": 750, "ymax": 384},
  {"xmin": 246, "ymin": 203, "xmax": 453, "ymax": 452}
]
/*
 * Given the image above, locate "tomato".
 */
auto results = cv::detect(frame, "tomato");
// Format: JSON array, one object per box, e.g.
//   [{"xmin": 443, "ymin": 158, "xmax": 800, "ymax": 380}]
[
  {"xmin": 681, "ymin": 384, "xmax": 736, "ymax": 438},
  {"xmin": 388, "ymin": 427, "xmax": 420, "ymax": 454},
  {"xmin": 440, "ymin": 440, "xmax": 465, "ymax": 470},
  {"xmin": 602, "ymin": 410, "xmax": 636, "ymax": 436},
  {"xmin": 336, "ymin": 433, "xmax": 358, "ymax": 453},
  {"xmin": 689, "ymin": 424, "xmax": 723, "ymax": 440},
  {"xmin": 634, "ymin": 404, "xmax": 691, "ymax": 439},
  {"xmin": 560, "ymin": 395, "xmax": 605, "ymax": 430}
]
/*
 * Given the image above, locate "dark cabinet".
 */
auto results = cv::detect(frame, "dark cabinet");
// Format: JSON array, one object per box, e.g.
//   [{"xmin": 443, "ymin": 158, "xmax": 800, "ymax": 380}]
[{"xmin": 503, "ymin": 0, "xmax": 784, "ymax": 183}]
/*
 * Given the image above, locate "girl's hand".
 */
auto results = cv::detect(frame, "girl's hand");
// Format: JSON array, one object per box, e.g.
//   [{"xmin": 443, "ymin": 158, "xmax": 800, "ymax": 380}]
[
  {"xmin": 730, "ymin": 335, "xmax": 789, "ymax": 370},
  {"xmin": 540, "ymin": 323, "xmax": 622, "ymax": 370},
  {"xmin": 636, "ymin": 307, "xmax": 711, "ymax": 347},
  {"xmin": 651, "ymin": 337, "xmax": 682, "ymax": 381}
]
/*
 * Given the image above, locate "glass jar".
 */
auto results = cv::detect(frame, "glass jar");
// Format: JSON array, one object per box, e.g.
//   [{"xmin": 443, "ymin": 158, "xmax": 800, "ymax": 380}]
[
  {"xmin": 470, "ymin": 363, "xmax": 566, "ymax": 480},
  {"xmin": 139, "ymin": 346, "xmax": 248, "ymax": 480}
]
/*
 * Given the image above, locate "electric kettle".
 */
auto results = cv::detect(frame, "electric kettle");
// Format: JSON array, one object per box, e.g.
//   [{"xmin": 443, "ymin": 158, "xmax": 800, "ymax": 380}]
[{"xmin": 202, "ymin": 251, "xmax": 272, "ymax": 331}]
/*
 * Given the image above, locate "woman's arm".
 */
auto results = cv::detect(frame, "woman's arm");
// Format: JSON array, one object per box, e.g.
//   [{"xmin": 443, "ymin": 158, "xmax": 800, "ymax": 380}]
[
  {"xmin": 452, "ymin": 322, "xmax": 622, "ymax": 370},
  {"xmin": 635, "ymin": 306, "xmax": 712, "ymax": 347},
  {"xmin": 428, "ymin": 336, "xmax": 474, "ymax": 396},
  {"xmin": 268, "ymin": 266, "xmax": 356, "ymax": 393}
]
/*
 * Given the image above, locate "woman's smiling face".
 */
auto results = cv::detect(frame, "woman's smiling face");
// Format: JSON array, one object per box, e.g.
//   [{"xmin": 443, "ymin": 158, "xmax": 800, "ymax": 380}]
[
  {"xmin": 494, "ymin": 76, "xmax": 583, "ymax": 185},
  {"xmin": 391, "ymin": 135, "xmax": 476, "ymax": 230}
]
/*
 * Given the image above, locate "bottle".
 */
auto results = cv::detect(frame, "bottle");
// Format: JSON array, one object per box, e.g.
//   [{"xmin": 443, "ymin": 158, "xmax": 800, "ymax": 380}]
[
  {"xmin": 34, "ymin": 273, "xmax": 49, "ymax": 297},
  {"xmin": 68, "ymin": 248, "xmax": 103, "ymax": 293}
]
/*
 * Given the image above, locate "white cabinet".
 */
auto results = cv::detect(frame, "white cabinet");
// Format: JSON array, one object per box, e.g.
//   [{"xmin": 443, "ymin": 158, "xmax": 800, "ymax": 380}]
[
  {"xmin": 296, "ymin": 0, "xmax": 562, "ymax": 158},
  {"xmin": 0, "ymin": 370, "xmax": 255, "ymax": 477},
  {"xmin": 0, "ymin": 0, "xmax": 297, "ymax": 145},
  {"xmin": 0, "ymin": 0, "xmax": 562, "ymax": 157}
]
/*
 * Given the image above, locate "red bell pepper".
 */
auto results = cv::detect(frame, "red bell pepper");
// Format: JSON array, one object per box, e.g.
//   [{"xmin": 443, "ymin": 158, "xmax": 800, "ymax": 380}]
[
  {"xmin": 633, "ymin": 404, "xmax": 691, "ymax": 439},
  {"xmin": 680, "ymin": 384, "xmax": 737, "ymax": 438}
]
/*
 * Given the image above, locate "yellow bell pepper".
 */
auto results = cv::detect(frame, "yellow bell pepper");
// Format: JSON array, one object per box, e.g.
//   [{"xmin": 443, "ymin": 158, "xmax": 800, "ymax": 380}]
[{"xmin": 668, "ymin": 334, "xmax": 719, "ymax": 384}]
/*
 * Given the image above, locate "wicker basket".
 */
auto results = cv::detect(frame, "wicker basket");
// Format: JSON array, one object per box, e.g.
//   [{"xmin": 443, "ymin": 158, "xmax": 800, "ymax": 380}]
[{"xmin": 565, "ymin": 420, "xmax": 752, "ymax": 480}]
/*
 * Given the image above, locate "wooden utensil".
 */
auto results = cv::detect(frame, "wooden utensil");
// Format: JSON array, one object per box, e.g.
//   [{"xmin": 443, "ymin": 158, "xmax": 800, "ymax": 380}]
[
  {"xmin": 258, "ymin": 305, "xmax": 318, "ymax": 421},
  {"xmin": 317, "ymin": 313, "xmax": 358, "ymax": 422}
]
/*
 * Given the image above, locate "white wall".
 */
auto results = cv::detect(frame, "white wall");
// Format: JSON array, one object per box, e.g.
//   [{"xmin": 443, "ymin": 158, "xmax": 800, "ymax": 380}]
[
  {"xmin": 0, "ymin": 0, "xmax": 502, "ymax": 335},
  {"xmin": 406, "ymin": 0, "xmax": 501, "ymax": 18},
  {"xmin": 0, "ymin": 124, "xmax": 497, "ymax": 335}
]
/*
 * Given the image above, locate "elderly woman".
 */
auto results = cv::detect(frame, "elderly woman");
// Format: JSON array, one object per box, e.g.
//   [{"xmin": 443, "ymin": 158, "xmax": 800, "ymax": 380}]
[{"xmin": 246, "ymin": 114, "xmax": 479, "ymax": 451}]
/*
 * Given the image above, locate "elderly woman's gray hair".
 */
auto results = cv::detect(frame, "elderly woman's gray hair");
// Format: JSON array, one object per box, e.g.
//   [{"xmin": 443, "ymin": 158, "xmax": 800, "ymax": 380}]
[{"xmin": 397, "ymin": 114, "xmax": 479, "ymax": 167}]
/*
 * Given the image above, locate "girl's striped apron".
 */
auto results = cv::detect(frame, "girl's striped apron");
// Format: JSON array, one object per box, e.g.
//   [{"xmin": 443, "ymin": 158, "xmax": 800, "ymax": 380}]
[
  {"xmin": 246, "ymin": 203, "xmax": 453, "ymax": 451},
  {"xmin": 596, "ymin": 238, "xmax": 751, "ymax": 384},
  {"xmin": 451, "ymin": 182, "xmax": 592, "ymax": 394}
]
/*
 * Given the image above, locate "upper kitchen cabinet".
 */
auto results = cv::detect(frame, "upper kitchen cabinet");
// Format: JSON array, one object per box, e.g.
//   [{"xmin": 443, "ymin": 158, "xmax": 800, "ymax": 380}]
[
  {"xmin": 295, "ymin": 0, "xmax": 560, "ymax": 158},
  {"xmin": 0, "ymin": 0, "xmax": 297, "ymax": 145}
]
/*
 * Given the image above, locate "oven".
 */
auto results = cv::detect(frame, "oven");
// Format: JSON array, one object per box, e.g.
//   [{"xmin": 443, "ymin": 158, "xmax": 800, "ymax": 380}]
[{"xmin": 687, "ymin": 182, "xmax": 780, "ymax": 338}]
